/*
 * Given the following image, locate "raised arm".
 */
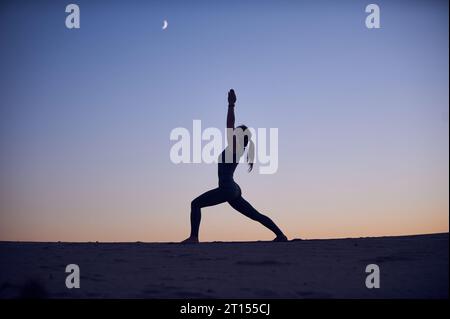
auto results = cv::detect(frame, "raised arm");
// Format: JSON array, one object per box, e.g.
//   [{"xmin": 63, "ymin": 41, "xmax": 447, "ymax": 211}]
[
  {"xmin": 227, "ymin": 89, "xmax": 236, "ymax": 129},
  {"xmin": 226, "ymin": 89, "xmax": 236, "ymax": 146}
]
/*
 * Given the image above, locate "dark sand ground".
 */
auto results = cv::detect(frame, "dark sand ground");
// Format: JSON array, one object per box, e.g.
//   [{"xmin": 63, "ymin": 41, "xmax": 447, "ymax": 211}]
[{"xmin": 0, "ymin": 233, "xmax": 448, "ymax": 299}]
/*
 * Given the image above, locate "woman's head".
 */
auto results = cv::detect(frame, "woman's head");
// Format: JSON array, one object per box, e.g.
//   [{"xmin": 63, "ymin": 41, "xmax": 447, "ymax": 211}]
[
  {"xmin": 235, "ymin": 124, "xmax": 251, "ymax": 147},
  {"xmin": 234, "ymin": 124, "xmax": 254, "ymax": 172}
]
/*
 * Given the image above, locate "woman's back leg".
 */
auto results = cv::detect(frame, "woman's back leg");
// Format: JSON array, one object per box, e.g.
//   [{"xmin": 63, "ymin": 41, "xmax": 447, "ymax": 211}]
[{"xmin": 228, "ymin": 196, "xmax": 286, "ymax": 239}]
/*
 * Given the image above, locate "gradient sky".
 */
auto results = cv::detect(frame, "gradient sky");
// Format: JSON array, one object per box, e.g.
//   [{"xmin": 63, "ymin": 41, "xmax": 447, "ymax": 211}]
[{"xmin": 0, "ymin": 0, "xmax": 448, "ymax": 242}]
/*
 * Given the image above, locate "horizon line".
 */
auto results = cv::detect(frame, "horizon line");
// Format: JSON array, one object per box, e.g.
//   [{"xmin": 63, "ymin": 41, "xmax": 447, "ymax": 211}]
[{"xmin": 0, "ymin": 232, "xmax": 448, "ymax": 244}]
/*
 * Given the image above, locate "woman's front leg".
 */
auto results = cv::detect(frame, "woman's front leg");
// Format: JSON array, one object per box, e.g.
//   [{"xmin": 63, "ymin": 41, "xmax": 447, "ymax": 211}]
[{"xmin": 183, "ymin": 187, "xmax": 229, "ymax": 243}]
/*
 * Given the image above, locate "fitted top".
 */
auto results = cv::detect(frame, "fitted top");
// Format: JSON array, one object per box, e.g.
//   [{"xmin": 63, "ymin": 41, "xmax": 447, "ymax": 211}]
[{"xmin": 218, "ymin": 146, "xmax": 243, "ymax": 186}]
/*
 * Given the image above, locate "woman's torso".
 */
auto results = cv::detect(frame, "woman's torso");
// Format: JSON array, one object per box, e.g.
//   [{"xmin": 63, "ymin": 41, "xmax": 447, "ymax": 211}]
[{"xmin": 217, "ymin": 146, "xmax": 243, "ymax": 187}]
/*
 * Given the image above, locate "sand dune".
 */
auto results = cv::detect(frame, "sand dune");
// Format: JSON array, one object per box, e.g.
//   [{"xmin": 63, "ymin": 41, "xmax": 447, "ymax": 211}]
[{"xmin": 0, "ymin": 233, "xmax": 448, "ymax": 299}]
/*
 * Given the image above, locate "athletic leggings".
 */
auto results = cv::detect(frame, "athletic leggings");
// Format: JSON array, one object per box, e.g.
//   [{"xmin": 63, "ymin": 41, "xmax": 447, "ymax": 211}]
[{"xmin": 190, "ymin": 182, "xmax": 283, "ymax": 238}]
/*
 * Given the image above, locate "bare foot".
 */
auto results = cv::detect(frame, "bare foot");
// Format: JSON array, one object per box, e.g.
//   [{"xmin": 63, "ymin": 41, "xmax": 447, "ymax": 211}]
[
  {"xmin": 273, "ymin": 234, "xmax": 288, "ymax": 242},
  {"xmin": 181, "ymin": 237, "xmax": 199, "ymax": 244}
]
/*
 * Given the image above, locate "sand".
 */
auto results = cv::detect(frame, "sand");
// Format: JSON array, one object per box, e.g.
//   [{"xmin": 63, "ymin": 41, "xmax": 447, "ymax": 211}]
[{"xmin": 0, "ymin": 233, "xmax": 448, "ymax": 299}]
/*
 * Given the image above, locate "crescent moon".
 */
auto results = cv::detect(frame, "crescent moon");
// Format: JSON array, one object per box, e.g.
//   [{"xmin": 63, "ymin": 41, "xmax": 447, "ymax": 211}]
[{"xmin": 162, "ymin": 20, "xmax": 168, "ymax": 30}]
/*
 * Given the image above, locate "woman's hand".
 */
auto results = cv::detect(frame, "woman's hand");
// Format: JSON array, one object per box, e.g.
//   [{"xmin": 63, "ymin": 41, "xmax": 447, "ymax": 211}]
[{"xmin": 228, "ymin": 89, "xmax": 236, "ymax": 106}]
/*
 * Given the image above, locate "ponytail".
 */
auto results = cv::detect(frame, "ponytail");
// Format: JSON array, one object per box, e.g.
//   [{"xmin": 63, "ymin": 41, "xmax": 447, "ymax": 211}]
[{"xmin": 247, "ymin": 140, "xmax": 255, "ymax": 172}]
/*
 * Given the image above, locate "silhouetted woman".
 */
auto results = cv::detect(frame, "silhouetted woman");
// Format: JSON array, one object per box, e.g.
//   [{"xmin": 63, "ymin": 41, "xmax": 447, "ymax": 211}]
[{"xmin": 182, "ymin": 89, "xmax": 288, "ymax": 243}]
